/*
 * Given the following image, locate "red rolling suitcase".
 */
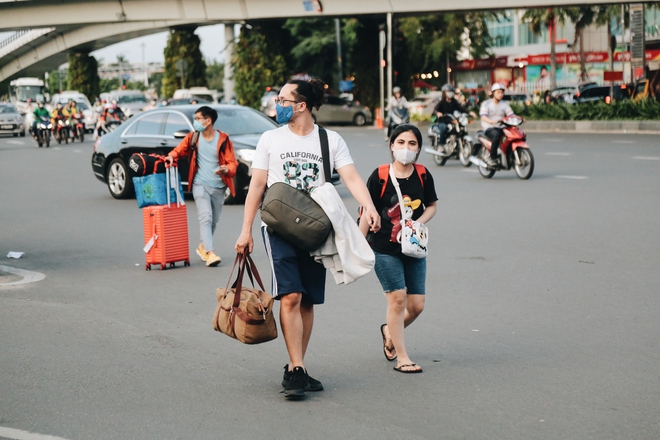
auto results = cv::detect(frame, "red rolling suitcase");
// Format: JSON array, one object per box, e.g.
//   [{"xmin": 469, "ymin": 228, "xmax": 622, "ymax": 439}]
[
  {"xmin": 141, "ymin": 166, "xmax": 190, "ymax": 270},
  {"xmin": 143, "ymin": 204, "xmax": 190, "ymax": 270}
]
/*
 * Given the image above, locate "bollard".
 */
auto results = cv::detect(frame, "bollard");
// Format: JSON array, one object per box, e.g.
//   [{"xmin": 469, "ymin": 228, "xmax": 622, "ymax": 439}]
[{"xmin": 375, "ymin": 107, "xmax": 384, "ymax": 128}]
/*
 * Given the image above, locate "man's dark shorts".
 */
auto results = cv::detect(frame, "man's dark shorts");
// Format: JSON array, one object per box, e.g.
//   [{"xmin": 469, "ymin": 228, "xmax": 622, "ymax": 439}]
[{"xmin": 261, "ymin": 226, "xmax": 326, "ymax": 305}]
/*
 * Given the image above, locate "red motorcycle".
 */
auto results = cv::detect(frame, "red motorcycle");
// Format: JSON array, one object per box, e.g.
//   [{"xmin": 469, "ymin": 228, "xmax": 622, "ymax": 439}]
[
  {"xmin": 54, "ymin": 117, "xmax": 70, "ymax": 144},
  {"xmin": 470, "ymin": 115, "xmax": 535, "ymax": 179},
  {"xmin": 71, "ymin": 113, "xmax": 85, "ymax": 142}
]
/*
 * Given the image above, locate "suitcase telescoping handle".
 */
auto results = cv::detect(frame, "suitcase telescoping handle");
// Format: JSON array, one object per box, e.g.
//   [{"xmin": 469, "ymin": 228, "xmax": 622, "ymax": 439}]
[{"xmin": 165, "ymin": 164, "xmax": 185, "ymax": 208}]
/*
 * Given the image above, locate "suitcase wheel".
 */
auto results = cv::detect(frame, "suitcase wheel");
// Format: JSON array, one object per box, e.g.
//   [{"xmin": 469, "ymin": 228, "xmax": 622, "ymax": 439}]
[
  {"xmin": 170, "ymin": 262, "xmax": 175, "ymax": 268},
  {"xmin": 184, "ymin": 260, "xmax": 190, "ymax": 267},
  {"xmin": 146, "ymin": 264, "xmax": 151, "ymax": 271},
  {"xmin": 160, "ymin": 264, "xmax": 165, "ymax": 270}
]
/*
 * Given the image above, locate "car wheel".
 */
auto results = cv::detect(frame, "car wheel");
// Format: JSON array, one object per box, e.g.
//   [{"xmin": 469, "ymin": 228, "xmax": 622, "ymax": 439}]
[
  {"xmin": 107, "ymin": 158, "xmax": 134, "ymax": 199},
  {"xmin": 353, "ymin": 113, "xmax": 367, "ymax": 126}
]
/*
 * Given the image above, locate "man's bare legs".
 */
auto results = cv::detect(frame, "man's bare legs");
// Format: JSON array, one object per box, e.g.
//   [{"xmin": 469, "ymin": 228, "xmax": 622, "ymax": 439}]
[{"xmin": 280, "ymin": 292, "xmax": 314, "ymax": 370}]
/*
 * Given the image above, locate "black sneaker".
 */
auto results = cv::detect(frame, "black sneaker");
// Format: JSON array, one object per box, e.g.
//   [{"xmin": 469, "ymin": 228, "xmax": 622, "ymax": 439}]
[
  {"xmin": 282, "ymin": 364, "xmax": 324, "ymax": 392},
  {"xmin": 282, "ymin": 366, "xmax": 308, "ymax": 400}
]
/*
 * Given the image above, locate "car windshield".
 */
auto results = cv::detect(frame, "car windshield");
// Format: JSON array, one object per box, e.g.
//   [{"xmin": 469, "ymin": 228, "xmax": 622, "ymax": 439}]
[
  {"xmin": 213, "ymin": 108, "xmax": 277, "ymax": 135},
  {"xmin": 0, "ymin": 105, "xmax": 18, "ymax": 113},
  {"xmin": 117, "ymin": 94, "xmax": 147, "ymax": 104}
]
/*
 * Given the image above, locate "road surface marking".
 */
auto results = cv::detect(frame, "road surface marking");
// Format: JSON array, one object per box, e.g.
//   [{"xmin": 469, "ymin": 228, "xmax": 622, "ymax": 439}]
[
  {"xmin": 612, "ymin": 140, "xmax": 636, "ymax": 144},
  {"xmin": 555, "ymin": 175, "xmax": 588, "ymax": 180},
  {"xmin": 632, "ymin": 156, "xmax": 660, "ymax": 161},
  {"xmin": 0, "ymin": 265, "xmax": 45, "ymax": 286},
  {"xmin": 6, "ymin": 140, "xmax": 25, "ymax": 145},
  {"xmin": 0, "ymin": 426, "xmax": 70, "ymax": 440},
  {"xmin": 545, "ymin": 152, "xmax": 572, "ymax": 156}
]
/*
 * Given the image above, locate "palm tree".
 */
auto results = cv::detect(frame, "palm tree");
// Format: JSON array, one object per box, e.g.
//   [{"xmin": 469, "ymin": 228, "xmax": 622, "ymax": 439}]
[
  {"xmin": 566, "ymin": 7, "xmax": 596, "ymax": 82},
  {"xmin": 522, "ymin": 8, "xmax": 569, "ymax": 90},
  {"xmin": 594, "ymin": 5, "xmax": 623, "ymax": 71}
]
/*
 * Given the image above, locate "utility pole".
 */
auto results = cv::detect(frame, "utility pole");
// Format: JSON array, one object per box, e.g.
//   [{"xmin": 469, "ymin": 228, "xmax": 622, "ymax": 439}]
[
  {"xmin": 379, "ymin": 26, "xmax": 385, "ymax": 125},
  {"xmin": 335, "ymin": 18, "xmax": 343, "ymax": 92},
  {"xmin": 386, "ymin": 13, "xmax": 393, "ymax": 111}
]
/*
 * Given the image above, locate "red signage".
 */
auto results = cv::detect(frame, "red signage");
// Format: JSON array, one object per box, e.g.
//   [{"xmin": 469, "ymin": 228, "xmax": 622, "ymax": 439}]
[
  {"xmin": 527, "ymin": 52, "xmax": 609, "ymax": 65},
  {"xmin": 603, "ymin": 71, "xmax": 624, "ymax": 81},
  {"xmin": 613, "ymin": 50, "xmax": 660, "ymax": 61},
  {"xmin": 452, "ymin": 56, "xmax": 508, "ymax": 71}
]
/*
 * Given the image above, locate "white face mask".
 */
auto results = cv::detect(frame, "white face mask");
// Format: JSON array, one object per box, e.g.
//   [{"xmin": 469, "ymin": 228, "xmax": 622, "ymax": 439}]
[
  {"xmin": 446, "ymin": 91, "xmax": 454, "ymax": 99},
  {"xmin": 392, "ymin": 148, "xmax": 418, "ymax": 165}
]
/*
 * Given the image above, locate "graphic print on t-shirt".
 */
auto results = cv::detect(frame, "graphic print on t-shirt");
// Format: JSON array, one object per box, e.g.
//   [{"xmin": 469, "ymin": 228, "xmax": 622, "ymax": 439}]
[
  {"xmin": 282, "ymin": 152, "xmax": 323, "ymax": 190},
  {"xmin": 384, "ymin": 193, "xmax": 421, "ymax": 242}
]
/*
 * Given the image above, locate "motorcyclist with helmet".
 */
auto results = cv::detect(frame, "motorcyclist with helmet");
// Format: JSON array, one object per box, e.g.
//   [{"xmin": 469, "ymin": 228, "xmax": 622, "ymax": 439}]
[
  {"xmin": 479, "ymin": 83, "xmax": 514, "ymax": 167},
  {"xmin": 31, "ymin": 101, "xmax": 50, "ymax": 137},
  {"xmin": 386, "ymin": 86, "xmax": 408, "ymax": 140},
  {"xmin": 51, "ymin": 102, "xmax": 70, "ymax": 140},
  {"xmin": 432, "ymin": 84, "xmax": 476, "ymax": 148}
]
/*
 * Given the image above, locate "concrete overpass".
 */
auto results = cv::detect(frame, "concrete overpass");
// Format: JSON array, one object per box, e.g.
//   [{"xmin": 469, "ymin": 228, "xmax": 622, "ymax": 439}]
[{"xmin": 0, "ymin": 0, "xmax": 622, "ymax": 83}]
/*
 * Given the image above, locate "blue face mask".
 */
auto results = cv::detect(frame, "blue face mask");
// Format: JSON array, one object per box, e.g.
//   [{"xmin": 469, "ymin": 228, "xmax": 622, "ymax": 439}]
[
  {"xmin": 276, "ymin": 103, "xmax": 294, "ymax": 124},
  {"xmin": 193, "ymin": 120, "xmax": 205, "ymax": 132}
]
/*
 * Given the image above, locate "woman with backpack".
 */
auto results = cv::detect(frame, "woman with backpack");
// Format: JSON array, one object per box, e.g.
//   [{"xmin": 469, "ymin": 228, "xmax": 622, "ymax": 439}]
[{"xmin": 359, "ymin": 124, "xmax": 438, "ymax": 373}]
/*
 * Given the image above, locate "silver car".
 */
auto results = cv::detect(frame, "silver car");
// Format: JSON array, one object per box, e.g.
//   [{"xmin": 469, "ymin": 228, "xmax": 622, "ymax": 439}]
[
  {"xmin": 313, "ymin": 95, "xmax": 372, "ymax": 126},
  {"xmin": 0, "ymin": 103, "xmax": 25, "ymax": 137}
]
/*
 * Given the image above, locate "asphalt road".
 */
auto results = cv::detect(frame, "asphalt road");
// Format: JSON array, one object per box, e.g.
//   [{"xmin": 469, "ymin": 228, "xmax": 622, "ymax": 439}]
[{"xmin": 1, "ymin": 127, "xmax": 659, "ymax": 440}]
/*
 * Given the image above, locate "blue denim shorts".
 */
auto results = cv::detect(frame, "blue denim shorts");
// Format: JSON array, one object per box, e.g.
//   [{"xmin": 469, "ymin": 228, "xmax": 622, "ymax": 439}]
[{"xmin": 373, "ymin": 251, "xmax": 426, "ymax": 294}]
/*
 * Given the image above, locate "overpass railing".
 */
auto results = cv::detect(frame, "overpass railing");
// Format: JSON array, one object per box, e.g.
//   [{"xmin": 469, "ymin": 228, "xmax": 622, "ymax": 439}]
[{"xmin": 0, "ymin": 30, "xmax": 30, "ymax": 50}]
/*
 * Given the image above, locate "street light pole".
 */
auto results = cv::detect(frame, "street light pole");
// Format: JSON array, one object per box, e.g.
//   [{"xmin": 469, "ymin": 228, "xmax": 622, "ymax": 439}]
[
  {"xmin": 379, "ymin": 28, "xmax": 385, "ymax": 123},
  {"xmin": 386, "ymin": 12, "xmax": 393, "ymax": 107},
  {"xmin": 335, "ymin": 18, "xmax": 343, "ymax": 92}
]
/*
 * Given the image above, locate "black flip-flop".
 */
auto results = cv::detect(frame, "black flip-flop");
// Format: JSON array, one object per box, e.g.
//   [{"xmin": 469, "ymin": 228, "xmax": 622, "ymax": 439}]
[
  {"xmin": 393, "ymin": 363, "xmax": 423, "ymax": 374},
  {"xmin": 380, "ymin": 324, "xmax": 397, "ymax": 361}
]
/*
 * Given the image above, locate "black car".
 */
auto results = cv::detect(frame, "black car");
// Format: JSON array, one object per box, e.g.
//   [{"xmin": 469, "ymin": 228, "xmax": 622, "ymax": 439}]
[
  {"xmin": 575, "ymin": 85, "xmax": 629, "ymax": 104},
  {"xmin": 91, "ymin": 105, "xmax": 278, "ymax": 204}
]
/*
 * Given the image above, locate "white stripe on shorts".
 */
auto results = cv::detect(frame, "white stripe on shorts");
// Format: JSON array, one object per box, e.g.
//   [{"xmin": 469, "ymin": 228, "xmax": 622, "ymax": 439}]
[{"xmin": 262, "ymin": 226, "xmax": 279, "ymax": 298}]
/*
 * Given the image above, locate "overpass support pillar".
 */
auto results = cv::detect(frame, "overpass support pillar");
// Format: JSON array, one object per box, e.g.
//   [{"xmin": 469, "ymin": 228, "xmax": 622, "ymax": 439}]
[{"xmin": 224, "ymin": 24, "xmax": 235, "ymax": 103}]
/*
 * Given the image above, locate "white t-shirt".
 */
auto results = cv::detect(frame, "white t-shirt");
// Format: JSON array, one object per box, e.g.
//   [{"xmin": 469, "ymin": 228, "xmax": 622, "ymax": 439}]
[
  {"xmin": 479, "ymin": 98, "xmax": 514, "ymax": 129},
  {"xmin": 252, "ymin": 124, "xmax": 354, "ymax": 190}
]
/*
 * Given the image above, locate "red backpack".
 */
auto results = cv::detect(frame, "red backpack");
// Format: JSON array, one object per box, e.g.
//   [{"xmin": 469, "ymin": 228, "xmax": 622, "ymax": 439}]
[{"xmin": 377, "ymin": 163, "xmax": 427, "ymax": 198}]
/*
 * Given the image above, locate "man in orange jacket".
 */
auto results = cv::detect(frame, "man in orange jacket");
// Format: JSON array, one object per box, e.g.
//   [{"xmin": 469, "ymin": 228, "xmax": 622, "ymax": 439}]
[{"xmin": 166, "ymin": 106, "xmax": 238, "ymax": 266}]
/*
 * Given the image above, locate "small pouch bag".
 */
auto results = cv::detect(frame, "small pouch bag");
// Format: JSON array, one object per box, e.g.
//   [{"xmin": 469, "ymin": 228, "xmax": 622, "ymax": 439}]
[{"xmin": 389, "ymin": 164, "xmax": 429, "ymax": 258}]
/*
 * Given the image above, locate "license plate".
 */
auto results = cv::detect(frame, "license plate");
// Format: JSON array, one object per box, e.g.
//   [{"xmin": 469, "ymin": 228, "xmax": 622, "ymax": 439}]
[{"xmin": 0, "ymin": 125, "xmax": 13, "ymax": 129}]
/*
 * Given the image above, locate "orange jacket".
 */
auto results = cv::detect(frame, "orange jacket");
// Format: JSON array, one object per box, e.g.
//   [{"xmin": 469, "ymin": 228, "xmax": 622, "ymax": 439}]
[{"xmin": 169, "ymin": 130, "xmax": 238, "ymax": 196}]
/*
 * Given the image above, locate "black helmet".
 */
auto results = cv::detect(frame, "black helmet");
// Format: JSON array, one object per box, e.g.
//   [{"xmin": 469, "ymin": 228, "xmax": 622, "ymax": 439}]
[{"xmin": 441, "ymin": 84, "xmax": 455, "ymax": 93}]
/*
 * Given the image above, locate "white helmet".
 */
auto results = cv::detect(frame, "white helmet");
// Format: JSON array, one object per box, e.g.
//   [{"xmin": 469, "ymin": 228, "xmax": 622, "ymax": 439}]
[
  {"xmin": 491, "ymin": 83, "xmax": 506, "ymax": 93},
  {"xmin": 393, "ymin": 86, "xmax": 401, "ymax": 94}
]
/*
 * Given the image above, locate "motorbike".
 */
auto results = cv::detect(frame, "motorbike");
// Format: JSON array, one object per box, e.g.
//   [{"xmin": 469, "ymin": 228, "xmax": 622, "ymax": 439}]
[
  {"xmin": 70, "ymin": 113, "xmax": 85, "ymax": 142},
  {"xmin": 469, "ymin": 115, "xmax": 535, "ymax": 180},
  {"xmin": 54, "ymin": 117, "xmax": 70, "ymax": 144},
  {"xmin": 34, "ymin": 116, "xmax": 52, "ymax": 148},
  {"xmin": 387, "ymin": 106, "xmax": 410, "ymax": 140},
  {"xmin": 424, "ymin": 111, "xmax": 474, "ymax": 167}
]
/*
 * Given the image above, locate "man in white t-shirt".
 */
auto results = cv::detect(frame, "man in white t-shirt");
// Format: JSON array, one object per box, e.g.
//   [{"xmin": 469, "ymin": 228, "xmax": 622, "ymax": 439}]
[
  {"xmin": 235, "ymin": 78, "xmax": 380, "ymax": 400},
  {"xmin": 479, "ymin": 83, "xmax": 514, "ymax": 167}
]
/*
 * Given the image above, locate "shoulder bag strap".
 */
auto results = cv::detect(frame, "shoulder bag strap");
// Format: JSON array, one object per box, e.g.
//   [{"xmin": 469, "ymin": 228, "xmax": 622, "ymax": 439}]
[
  {"xmin": 191, "ymin": 131, "xmax": 199, "ymax": 152},
  {"xmin": 318, "ymin": 126, "xmax": 331, "ymax": 183},
  {"xmin": 388, "ymin": 164, "xmax": 409, "ymax": 221}
]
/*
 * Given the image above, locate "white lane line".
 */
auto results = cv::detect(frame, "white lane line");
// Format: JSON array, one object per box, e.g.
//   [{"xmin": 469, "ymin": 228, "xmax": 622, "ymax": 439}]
[
  {"xmin": 612, "ymin": 140, "xmax": 636, "ymax": 144},
  {"xmin": 6, "ymin": 140, "xmax": 25, "ymax": 145},
  {"xmin": 0, "ymin": 265, "xmax": 45, "ymax": 286},
  {"xmin": 545, "ymin": 152, "xmax": 572, "ymax": 156},
  {"xmin": 0, "ymin": 426, "xmax": 71, "ymax": 440},
  {"xmin": 555, "ymin": 175, "xmax": 588, "ymax": 180},
  {"xmin": 632, "ymin": 156, "xmax": 660, "ymax": 161}
]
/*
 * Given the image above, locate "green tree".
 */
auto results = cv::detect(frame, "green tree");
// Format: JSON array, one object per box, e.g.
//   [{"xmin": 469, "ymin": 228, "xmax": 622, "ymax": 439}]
[
  {"xmin": 398, "ymin": 13, "xmax": 494, "ymax": 91},
  {"xmin": 46, "ymin": 69, "xmax": 68, "ymax": 95},
  {"xmin": 67, "ymin": 52, "xmax": 101, "ymax": 100},
  {"xmin": 522, "ymin": 8, "xmax": 570, "ymax": 89},
  {"xmin": 232, "ymin": 24, "xmax": 288, "ymax": 108},
  {"xmin": 206, "ymin": 60, "xmax": 224, "ymax": 91},
  {"xmin": 566, "ymin": 7, "xmax": 596, "ymax": 81},
  {"xmin": 162, "ymin": 27, "xmax": 207, "ymax": 98}
]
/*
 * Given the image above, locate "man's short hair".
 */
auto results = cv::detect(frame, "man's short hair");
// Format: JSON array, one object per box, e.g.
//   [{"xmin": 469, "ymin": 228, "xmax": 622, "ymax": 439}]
[{"xmin": 195, "ymin": 106, "xmax": 217, "ymax": 124}]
